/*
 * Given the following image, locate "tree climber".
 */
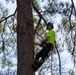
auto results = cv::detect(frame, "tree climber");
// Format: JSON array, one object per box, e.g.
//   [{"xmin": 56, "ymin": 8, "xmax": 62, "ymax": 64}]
[{"xmin": 32, "ymin": 22, "xmax": 56, "ymax": 71}]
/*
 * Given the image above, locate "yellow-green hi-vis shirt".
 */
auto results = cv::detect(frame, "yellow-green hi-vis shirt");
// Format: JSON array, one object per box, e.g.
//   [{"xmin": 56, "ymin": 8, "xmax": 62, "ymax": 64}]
[{"xmin": 46, "ymin": 29, "xmax": 56, "ymax": 44}]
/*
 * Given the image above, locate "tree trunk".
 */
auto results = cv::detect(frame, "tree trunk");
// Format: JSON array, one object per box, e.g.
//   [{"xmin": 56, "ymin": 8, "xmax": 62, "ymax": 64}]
[{"xmin": 17, "ymin": 0, "xmax": 35, "ymax": 75}]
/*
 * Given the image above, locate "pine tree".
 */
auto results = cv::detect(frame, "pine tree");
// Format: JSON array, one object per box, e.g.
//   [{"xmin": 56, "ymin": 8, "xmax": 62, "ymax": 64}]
[{"xmin": 17, "ymin": 0, "xmax": 34, "ymax": 75}]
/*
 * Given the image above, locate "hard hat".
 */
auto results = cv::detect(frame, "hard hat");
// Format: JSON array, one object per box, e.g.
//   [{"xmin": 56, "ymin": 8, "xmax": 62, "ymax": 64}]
[{"xmin": 47, "ymin": 22, "xmax": 54, "ymax": 29}]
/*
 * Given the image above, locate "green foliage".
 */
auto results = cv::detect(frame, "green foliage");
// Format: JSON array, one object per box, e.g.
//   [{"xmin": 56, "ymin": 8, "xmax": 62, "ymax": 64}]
[
  {"xmin": 0, "ymin": 23, "xmax": 6, "ymax": 32},
  {"xmin": 33, "ymin": 1, "xmax": 76, "ymax": 74},
  {"xmin": 33, "ymin": 0, "xmax": 40, "ymax": 10},
  {"xmin": 0, "ymin": 1, "xmax": 17, "ymax": 73},
  {"xmin": 42, "ymin": 0, "xmax": 71, "ymax": 20},
  {"xmin": 2, "ymin": 56, "xmax": 13, "ymax": 68},
  {"xmin": 0, "ymin": 0, "xmax": 76, "ymax": 74}
]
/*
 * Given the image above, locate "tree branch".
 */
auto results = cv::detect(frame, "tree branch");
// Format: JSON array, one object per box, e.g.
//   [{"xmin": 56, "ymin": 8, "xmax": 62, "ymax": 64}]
[
  {"xmin": 32, "ymin": 2, "xmax": 46, "ymax": 24},
  {"xmin": 55, "ymin": 44, "xmax": 62, "ymax": 75},
  {"xmin": 71, "ymin": 0, "xmax": 76, "ymax": 17},
  {"xmin": 0, "ymin": 8, "xmax": 17, "ymax": 23},
  {"xmin": 71, "ymin": 30, "xmax": 76, "ymax": 55},
  {"xmin": 70, "ymin": 0, "xmax": 76, "ymax": 56},
  {"xmin": 34, "ymin": 17, "xmax": 41, "ymax": 34},
  {"xmin": 69, "ymin": 0, "xmax": 76, "ymax": 31}
]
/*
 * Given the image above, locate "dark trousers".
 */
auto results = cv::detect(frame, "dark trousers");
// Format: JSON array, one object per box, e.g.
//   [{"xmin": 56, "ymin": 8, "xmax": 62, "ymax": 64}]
[
  {"xmin": 33, "ymin": 43, "xmax": 54, "ymax": 70},
  {"xmin": 35, "ymin": 43, "xmax": 54, "ymax": 61}
]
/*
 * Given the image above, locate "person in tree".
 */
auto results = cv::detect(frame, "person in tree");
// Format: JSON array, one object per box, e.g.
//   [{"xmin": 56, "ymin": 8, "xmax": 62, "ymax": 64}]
[{"xmin": 32, "ymin": 22, "xmax": 56, "ymax": 71}]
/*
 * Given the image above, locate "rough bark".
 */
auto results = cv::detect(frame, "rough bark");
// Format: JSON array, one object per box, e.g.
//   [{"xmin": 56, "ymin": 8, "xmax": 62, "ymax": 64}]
[{"xmin": 17, "ymin": 0, "xmax": 35, "ymax": 75}]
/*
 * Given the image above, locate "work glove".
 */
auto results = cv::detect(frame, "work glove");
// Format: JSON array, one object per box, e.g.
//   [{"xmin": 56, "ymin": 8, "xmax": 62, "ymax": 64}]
[{"xmin": 40, "ymin": 41, "xmax": 46, "ymax": 47}]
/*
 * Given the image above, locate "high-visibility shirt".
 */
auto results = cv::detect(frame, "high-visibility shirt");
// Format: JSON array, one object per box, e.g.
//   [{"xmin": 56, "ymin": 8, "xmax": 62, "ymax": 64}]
[{"xmin": 46, "ymin": 29, "xmax": 56, "ymax": 44}]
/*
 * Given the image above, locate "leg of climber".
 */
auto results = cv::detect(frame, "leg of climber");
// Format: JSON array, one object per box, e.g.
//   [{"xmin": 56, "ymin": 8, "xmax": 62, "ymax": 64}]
[
  {"xmin": 33, "ymin": 44, "xmax": 53, "ymax": 71},
  {"xmin": 41, "ymin": 43, "xmax": 53, "ymax": 61},
  {"xmin": 35, "ymin": 48, "xmax": 44, "ymax": 60},
  {"xmin": 34, "ymin": 48, "xmax": 44, "ymax": 64},
  {"xmin": 37, "ymin": 44, "xmax": 54, "ymax": 70},
  {"xmin": 32, "ymin": 48, "xmax": 45, "ymax": 71}
]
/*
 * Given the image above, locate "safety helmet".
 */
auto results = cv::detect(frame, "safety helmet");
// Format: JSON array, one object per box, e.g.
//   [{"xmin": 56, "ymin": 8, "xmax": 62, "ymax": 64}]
[{"xmin": 47, "ymin": 22, "xmax": 54, "ymax": 29}]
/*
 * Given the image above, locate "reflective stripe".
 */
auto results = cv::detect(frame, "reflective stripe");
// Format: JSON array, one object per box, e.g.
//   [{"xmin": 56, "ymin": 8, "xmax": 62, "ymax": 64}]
[{"xmin": 49, "ymin": 37, "xmax": 55, "ymax": 41}]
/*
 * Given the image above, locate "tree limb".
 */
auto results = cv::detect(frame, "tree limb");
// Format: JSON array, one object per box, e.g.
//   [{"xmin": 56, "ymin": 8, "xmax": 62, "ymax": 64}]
[
  {"xmin": 55, "ymin": 44, "xmax": 62, "ymax": 75},
  {"xmin": 70, "ymin": 0, "xmax": 76, "ymax": 56},
  {"xmin": 71, "ymin": 30, "xmax": 76, "ymax": 55},
  {"xmin": 34, "ymin": 17, "xmax": 41, "ymax": 34},
  {"xmin": 0, "ymin": 8, "xmax": 17, "ymax": 23},
  {"xmin": 71, "ymin": 0, "xmax": 76, "ymax": 17},
  {"xmin": 69, "ymin": 0, "xmax": 76, "ymax": 31},
  {"xmin": 32, "ymin": 1, "xmax": 46, "ymax": 24}
]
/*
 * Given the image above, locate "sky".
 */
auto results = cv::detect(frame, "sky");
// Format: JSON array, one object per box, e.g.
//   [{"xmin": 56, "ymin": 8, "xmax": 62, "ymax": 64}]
[
  {"xmin": 0, "ymin": 0, "xmax": 16, "ymax": 15},
  {"xmin": 0, "ymin": 0, "xmax": 76, "ymax": 75}
]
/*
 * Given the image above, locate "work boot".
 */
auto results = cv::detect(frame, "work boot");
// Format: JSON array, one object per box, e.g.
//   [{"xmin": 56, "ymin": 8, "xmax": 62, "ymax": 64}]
[
  {"xmin": 32, "ymin": 60, "xmax": 44, "ymax": 71},
  {"xmin": 36, "ymin": 61, "xmax": 43, "ymax": 70},
  {"xmin": 32, "ymin": 64, "xmax": 38, "ymax": 71}
]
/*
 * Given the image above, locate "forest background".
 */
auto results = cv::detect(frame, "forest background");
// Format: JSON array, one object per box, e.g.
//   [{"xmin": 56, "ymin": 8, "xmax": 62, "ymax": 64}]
[{"xmin": 0, "ymin": 0, "xmax": 76, "ymax": 75}]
